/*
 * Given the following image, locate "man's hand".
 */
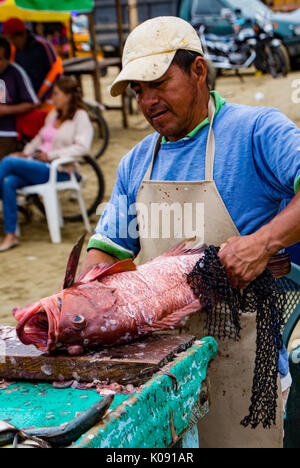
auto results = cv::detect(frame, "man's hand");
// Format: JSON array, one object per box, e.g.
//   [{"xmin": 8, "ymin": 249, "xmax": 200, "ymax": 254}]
[
  {"xmin": 218, "ymin": 233, "xmax": 273, "ymax": 290},
  {"xmin": 78, "ymin": 249, "xmax": 117, "ymax": 279},
  {"xmin": 219, "ymin": 192, "xmax": 300, "ymax": 289},
  {"xmin": 0, "ymin": 102, "xmax": 36, "ymax": 116}
]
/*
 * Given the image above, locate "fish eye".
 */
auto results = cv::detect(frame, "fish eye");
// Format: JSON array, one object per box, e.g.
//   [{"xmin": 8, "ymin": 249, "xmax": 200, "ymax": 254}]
[{"xmin": 72, "ymin": 315, "xmax": 85, "ymax": 324}]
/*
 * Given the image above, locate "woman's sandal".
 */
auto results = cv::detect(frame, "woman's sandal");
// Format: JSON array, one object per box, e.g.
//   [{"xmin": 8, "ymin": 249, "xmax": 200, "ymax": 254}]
[{"xmin": 0, "ymin": 241, "xmax": 19, "ymax": 252}]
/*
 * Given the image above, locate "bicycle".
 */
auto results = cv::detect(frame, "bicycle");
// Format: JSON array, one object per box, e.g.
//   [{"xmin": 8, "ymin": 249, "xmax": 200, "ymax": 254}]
[{"xmin": 84, "ymin": 99, "xmax": 109, "ymax": 160}]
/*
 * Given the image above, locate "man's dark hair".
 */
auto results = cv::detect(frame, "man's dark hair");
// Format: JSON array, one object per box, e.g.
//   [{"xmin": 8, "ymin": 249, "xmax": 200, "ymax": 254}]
[
  {"xmin": 0, "ymin": 36, "xmax": 11, "ymax": 60},
  {"xmin": 172, "ymin": 49, "xmax": 212, "ymax": 90},
  {"xmin": 172, "ymin": 50, "xmax": 201, "ymax": 74}
]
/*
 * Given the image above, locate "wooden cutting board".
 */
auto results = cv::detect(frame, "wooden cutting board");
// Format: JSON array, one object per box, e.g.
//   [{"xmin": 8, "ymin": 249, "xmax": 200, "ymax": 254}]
[{"xmin": 0, "ymin": 327, "xmax": 195, "ymax": 386}]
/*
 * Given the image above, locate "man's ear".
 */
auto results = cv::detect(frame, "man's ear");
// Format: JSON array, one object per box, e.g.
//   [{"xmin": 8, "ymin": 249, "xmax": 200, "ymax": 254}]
[{"xmin": 191, "ymin": 56, "xmax": 208, "ymax": 87}]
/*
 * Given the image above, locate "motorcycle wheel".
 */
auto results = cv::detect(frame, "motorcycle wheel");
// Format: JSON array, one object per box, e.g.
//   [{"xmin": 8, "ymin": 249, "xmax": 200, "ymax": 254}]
[
  {"xmin": 267, "ymin": 45, "xmax": 289, "ymax": 78},
  {"xmin": 254, "ymin": 51, "xmax": 269, "ymax": 74},
  {"xmin": 254, "ymin": 45, "xmax": 289, "ymax": 77},
  {"xmin": 279, "ymin": 44, "xmax": 291, "ymax": 72}
]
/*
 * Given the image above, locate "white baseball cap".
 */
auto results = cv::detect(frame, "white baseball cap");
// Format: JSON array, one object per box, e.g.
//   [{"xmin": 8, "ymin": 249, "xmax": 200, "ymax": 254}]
[{"xmin": 110, "ymin": 16, "xmax": 204, "ymax": 97}]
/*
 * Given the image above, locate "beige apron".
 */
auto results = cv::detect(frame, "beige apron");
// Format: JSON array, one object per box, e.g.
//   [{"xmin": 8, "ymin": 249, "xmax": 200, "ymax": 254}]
[{"xmin": 136, "ymin": 96, "xmax": 283, "ymax": 448}]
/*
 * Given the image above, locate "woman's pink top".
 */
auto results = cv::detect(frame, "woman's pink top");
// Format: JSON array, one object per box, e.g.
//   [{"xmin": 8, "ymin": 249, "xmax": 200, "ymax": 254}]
[{"xmin": 40, "ymin": 121, "xmax": 58, "ymax": 154}]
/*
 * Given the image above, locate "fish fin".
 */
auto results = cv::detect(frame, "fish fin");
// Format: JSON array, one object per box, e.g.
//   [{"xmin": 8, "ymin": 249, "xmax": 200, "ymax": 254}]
[
  {"xmin": 77, "ymin": 259, "xmax": 137, "ymax": 283},
  {"xmin": 162, "ymin": 238, "xmax": 207, "ymax": 258},
  {"xmin": 63, "ymin": 233, "xmax": 87, "ymax": 289},
  {"xmin": 140, "ymin": 300, "xmax": 201, "ymax": 332}
]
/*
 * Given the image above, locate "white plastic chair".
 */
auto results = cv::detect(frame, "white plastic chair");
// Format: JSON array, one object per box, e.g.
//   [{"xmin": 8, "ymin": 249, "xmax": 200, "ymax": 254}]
[{"xmin": 19, "ymin": 157, "xmax": 91, "ymax": 243}]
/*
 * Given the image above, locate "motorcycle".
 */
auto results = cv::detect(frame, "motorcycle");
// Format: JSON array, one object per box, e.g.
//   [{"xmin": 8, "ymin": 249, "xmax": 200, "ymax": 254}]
[
  {"xmin": 252, "ymin": 15, "xmax": 289, "ymax": 78},
  {"xmin": 198, "ymin": 13, "xmax": 288, "ymax": 78}
]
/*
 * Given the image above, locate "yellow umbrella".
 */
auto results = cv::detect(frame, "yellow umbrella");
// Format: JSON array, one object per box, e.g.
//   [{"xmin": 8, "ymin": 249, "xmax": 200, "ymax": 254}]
[{"xmin": 0, "ymin": 0, "xmax": 70, "ymax": 22}]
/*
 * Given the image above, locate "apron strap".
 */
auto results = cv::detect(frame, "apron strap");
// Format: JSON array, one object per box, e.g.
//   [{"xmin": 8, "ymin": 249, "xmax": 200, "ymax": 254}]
[
  {"xmin": 205, "ymin": 95, "xmax": 216, "ymax": 181},
  {"xmin": 143, "ymin": 95, "xmax": 216, "ymax": 182},
  {"xmin": 143, "ymin": 135, "xmax": 162, "ymax": 182}
]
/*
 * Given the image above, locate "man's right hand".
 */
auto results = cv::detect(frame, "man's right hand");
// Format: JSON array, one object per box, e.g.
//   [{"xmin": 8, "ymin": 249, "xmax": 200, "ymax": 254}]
[{"xmin": 78, "ymin": 248, "xmax": 117, "ymax": 279}]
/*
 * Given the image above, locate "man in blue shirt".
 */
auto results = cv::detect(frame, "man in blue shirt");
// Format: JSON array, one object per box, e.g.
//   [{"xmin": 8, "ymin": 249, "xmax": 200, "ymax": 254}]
[
  {"xmin": 0, "ymin": 36, "xmax": 38, "ymax": 159},
  {"xmin": 80, "ymin": 17, "xmax": 299, "ymax": 447}
]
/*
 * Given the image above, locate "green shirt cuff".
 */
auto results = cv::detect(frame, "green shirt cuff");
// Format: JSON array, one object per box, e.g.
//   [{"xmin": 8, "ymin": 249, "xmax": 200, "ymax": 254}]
[
  {"xmin": 87, "ymin": 238, "xmax": 134, "ymax": 261},
  {"xmin": 294, "ymin": 175, "xmax": 300, "ymax": 194}
]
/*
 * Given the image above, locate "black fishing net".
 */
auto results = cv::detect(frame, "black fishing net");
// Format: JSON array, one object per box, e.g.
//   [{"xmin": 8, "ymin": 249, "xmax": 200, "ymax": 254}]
[{"xmin": 186, "ymin": 245, "xmax": 287, "ymax": 430}]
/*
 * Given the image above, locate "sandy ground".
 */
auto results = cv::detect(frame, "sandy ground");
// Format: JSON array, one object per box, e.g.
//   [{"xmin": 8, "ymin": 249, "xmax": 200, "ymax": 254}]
[{"xmin": 1, "ymin": 67, "xmax": 300, "ymax": 330}]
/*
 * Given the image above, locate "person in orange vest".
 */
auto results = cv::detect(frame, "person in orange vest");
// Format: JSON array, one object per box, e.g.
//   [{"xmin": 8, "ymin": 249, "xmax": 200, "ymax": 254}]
[
  {"xmin": 3, "ymin": 18, "xmax": 63, "ymax": 113},
  {"xmin": 0, "ymin": 35, "xmax": 38, "ymax": 159}
]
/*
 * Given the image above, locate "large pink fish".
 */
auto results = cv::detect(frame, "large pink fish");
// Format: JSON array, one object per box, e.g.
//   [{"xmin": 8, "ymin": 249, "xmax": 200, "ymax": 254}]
[{"xmin": 13, "ymin": 237, "xmax": 290, "ymax": 356}]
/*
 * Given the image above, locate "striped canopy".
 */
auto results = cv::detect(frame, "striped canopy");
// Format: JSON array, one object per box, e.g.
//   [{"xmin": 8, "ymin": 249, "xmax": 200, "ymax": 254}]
[
  {"xmin": 15, "ymin": 0, "xmax": 94, "ymax": 12},
  {"xmin": 0, "ymin": 0, "xmax": 71, "ymax": 21}
]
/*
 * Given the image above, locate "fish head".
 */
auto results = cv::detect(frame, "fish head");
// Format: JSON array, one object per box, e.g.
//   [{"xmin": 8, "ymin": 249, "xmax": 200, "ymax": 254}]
[
  {"xmin": 57, "ymin": 283, "xmax": 118, "ymax": 354},
  {"xmin": 14, "ymin": 292, "xmax": 63, "ymax": 353},
  {"xmin": 14, "ymin": 283, "xmax": 120, "ymax": 355}
]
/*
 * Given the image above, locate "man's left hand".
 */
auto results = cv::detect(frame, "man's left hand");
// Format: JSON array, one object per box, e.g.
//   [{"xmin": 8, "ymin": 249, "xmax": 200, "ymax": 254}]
[{"xmin": 218, "ymin": 234, "xmax": 272, "ymax": 290}]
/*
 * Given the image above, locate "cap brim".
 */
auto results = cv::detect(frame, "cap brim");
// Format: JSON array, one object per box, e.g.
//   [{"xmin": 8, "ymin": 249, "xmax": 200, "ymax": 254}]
[{"xmin": 110, "ymin": 51, "xmax": 176, "ymax": 97}]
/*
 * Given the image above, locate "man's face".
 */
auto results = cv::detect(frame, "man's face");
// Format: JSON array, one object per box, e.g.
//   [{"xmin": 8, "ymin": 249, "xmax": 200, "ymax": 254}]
[
  {"xmin": 6, "ymin": 32, "xmax": 26, "ymax": 51},
  {"xmin": 0, "ymin": 48, "xmax": 9, "ymax": 75},
  {"xmin": 130, "ymin": 59, "xmax": 207, "ymax": 142}
]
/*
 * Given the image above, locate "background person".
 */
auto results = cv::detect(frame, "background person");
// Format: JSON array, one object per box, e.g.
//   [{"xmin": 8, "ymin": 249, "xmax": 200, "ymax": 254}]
[
  {"xmin": 0, "ymin": 35, "xmax": 38, "ymax": 159},
  {"xmin": 0, "ymin": 76, "xmax": 93, "ymax": 252},
  {"xmin": 3, "ymin": 17, "xmax": 63, "ymax": 112}
]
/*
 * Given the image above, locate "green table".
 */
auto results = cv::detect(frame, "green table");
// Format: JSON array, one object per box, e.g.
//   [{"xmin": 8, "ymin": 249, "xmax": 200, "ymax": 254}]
[{"xmin": 0, "ymin": 337, "xmax": 217, "ymax": 448}]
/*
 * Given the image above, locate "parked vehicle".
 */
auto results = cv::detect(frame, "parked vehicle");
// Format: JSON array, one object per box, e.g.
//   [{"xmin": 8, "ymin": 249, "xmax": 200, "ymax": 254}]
[
  {"xmin": 93, "ymin": 0, "xmax": 178, "ymax": 56},
  {"xmin": 179, "ymin": 0, "xmax": 300, "ymax": 66},
  {"xmin": 199, "ymin": 23, "xmax": 257, "ymax": 72},
  {"xmin": 199, "ymin": 12, "xmax": 288, "ymax": 77},
  {"xmin": 252, "ymin": 14, "xmax": 289, "ymax": 76}
]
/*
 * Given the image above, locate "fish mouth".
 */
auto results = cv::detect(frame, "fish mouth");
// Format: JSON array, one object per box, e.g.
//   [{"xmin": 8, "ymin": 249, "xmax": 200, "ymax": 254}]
[{"xmin": 15, "ymin": 295, "xmax": 60, "ymax": 353}]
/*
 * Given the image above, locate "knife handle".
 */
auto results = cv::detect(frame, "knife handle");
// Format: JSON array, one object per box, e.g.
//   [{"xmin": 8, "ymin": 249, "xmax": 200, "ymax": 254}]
[{"xmin": 267, "ymin": 252, "xmax": 291, "ymax": 278}]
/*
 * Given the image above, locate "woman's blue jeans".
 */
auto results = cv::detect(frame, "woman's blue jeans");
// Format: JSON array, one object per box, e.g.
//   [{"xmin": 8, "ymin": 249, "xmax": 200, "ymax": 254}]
[{"xmin": 0, "ymin": 156, "xmax": 70, "ymax": 234}]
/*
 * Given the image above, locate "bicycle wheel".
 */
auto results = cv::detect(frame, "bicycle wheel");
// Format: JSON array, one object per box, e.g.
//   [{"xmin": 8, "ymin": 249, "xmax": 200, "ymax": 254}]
[
  {"xmin": 32, "ymin": 156, "xmax": 105, "ymax": 223},
  {"xmin": 86, "ymin": 103, "xmax": 109, "ymax": 160}
]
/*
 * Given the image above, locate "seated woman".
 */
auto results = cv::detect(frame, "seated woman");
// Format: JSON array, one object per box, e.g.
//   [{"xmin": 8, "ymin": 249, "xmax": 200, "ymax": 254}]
[{"xmin": 0, "ymin": 76, "xmax": 93, "ymax": 251}]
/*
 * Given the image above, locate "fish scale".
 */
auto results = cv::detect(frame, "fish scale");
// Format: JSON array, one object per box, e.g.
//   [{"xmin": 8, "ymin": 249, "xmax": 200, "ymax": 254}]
[{"xmin": 94, "ymin": 253, "xmax": 202, "ymax": 330}]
